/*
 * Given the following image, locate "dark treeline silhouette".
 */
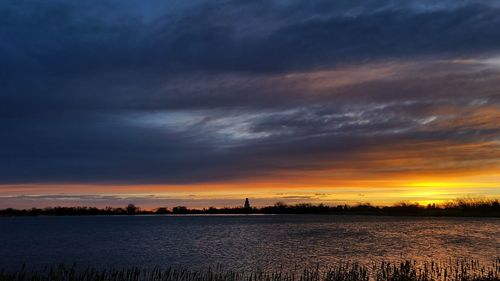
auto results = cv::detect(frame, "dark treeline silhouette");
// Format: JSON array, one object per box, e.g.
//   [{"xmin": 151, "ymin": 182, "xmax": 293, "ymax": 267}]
[
  {"xmin": 1, "ymin": 199, "xmax": 500, "ymax": 217},
  {"xmin": 0, "ymin": 203, "xmax": 144, "ymax": 216}
]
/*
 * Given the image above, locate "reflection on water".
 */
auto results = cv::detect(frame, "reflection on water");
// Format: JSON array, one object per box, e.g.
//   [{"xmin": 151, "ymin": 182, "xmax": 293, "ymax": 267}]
[{"xmin": 1, "ymin": 215, "xmax": 499, "ymax": 270}]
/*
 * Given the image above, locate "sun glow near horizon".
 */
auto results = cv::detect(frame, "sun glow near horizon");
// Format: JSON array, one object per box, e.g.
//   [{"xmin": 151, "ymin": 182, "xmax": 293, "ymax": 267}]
[{"xmin": 1, "ymin": 174, "xmax": 499, "ymax": 209}]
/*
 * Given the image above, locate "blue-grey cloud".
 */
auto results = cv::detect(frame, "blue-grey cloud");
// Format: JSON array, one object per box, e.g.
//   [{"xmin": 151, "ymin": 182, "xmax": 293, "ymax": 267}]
[
  {"xmin": 2, "ymin": 1, "xmax": 500, "ymax": 76},
  {"xmin": 1, "ymin": 0, "xmax": 499, "ymax": 185}
]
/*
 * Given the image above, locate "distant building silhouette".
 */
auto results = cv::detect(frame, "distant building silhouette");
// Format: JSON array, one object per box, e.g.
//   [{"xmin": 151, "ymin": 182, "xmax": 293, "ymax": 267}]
[{"xmin": 244, "ymin": 198, "xmax": 251, "ymax": 209}]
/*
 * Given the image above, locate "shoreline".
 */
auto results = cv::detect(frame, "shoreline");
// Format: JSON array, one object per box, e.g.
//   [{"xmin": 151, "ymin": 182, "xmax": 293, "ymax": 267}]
[
  {"xmin": 2, "ymin": 199, "xmax": 500, "ymax": 217},
  {"xmin": 3, "ymin": 213, "xmax": 500, "ymax": 218}
]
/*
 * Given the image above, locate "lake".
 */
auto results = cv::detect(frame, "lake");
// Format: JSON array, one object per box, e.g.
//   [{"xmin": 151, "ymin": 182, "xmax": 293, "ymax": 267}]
[{"xmin": 1, "ymin": 215, "xmax": 499, "ymax": 270}]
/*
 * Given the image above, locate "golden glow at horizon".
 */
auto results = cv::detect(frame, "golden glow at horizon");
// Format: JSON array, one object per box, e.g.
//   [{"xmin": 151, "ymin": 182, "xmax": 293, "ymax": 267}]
[{"xmin": 2, "ymin": 173, "xmax": 499, "ymax": 207}]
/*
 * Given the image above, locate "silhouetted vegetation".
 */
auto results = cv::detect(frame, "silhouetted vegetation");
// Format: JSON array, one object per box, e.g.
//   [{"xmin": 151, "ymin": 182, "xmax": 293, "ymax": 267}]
[
  {"xmin": 1, "ymin": 198, "xmax": 500, "ymax": 217},
  {"xmin": 0, "ymin": 259, "xmax": 499, "ymax": 281},
  {"xmin": 263, "ymin": 199, "xmax": 500, "ymax": 216}
]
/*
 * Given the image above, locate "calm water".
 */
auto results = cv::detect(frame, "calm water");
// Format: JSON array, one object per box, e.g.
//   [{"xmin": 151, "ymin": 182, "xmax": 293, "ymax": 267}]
[{"xmin": 1, "ymin": 215, "xmax": 499, "ymax": 270}]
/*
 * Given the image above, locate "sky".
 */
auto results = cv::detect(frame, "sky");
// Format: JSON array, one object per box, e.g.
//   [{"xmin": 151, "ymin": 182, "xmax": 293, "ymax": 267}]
[{"xmin": 1, "ymin": 0, "xmax": 500, "ymax": 209}]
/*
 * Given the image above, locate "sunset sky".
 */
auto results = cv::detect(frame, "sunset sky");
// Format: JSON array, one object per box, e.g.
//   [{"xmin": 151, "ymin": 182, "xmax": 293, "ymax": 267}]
[{"xmin": 1, "ymin": 0, "xmax": 500, "ymax": 208}]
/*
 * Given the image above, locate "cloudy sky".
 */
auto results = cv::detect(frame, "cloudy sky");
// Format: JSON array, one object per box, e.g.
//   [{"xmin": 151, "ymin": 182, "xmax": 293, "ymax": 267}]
[{"xmin": 1, "ymin": 0, "xmax": 499, "ymax": 208}]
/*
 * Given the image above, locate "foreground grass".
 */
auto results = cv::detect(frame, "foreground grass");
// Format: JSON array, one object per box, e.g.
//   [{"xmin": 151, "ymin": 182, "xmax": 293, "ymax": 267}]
[{"xmin": 1, "ymin": 260, "xmax": 499, "ymax": 281}]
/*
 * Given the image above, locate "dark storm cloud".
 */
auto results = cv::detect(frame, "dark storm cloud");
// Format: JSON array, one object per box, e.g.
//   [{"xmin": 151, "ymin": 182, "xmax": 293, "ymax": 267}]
[
  {"xmin": 1, "ymin": 0, "xmax": 500, "ymax": 185},
  {"xmin": 2, "ymin": 0, "xmax": 500, "ymax": 76}
]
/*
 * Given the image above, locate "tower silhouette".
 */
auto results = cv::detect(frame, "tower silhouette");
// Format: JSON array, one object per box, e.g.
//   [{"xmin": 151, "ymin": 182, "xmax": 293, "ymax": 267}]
[{"xmin": 244, "ymin": 198, "xmax": 251, "ymax": 209}]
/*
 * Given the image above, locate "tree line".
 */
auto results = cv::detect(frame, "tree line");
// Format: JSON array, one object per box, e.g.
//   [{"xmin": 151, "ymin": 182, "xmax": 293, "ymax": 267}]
[{"xmin": 1, "ymin": 199, "xmax": 500, "ymax": 217}]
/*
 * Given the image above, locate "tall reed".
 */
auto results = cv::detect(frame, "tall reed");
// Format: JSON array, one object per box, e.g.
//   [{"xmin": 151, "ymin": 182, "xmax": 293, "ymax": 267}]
[{"xmin": 0, "ymin": 259, "xmax": 498, "ymax": 281}]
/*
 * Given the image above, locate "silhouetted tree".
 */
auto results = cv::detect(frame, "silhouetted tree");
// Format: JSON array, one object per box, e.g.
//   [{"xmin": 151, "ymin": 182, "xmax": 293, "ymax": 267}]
[
  {"xmin": 126, "ymin": 204, "xmax": 138, "ymax": 215},
  {"xmin": 172, "ymin": 206, "xmax": 188, "ymax": 214},
  {"xmin": 156, "ymin": 207, "xmax": 170, "ymax": 214}
]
